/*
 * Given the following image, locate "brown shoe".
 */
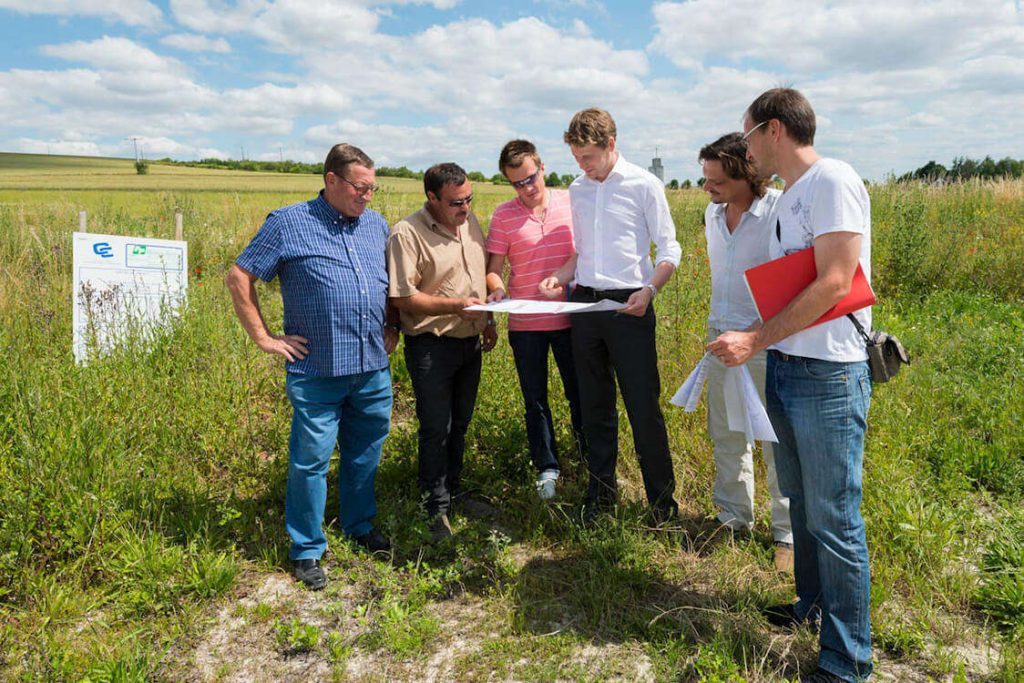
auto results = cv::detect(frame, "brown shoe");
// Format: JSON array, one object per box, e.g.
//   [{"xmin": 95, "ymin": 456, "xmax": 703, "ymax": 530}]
[{"xmin": 774, "ymin": 542, "xmax": 794, "ymax": 574}]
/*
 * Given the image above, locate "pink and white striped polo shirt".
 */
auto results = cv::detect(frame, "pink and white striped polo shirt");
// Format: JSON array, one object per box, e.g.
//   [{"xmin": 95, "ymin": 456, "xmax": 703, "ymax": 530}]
[{"xmin": 486, "ymin": 189, "xmax": 576, "ymax": 332}]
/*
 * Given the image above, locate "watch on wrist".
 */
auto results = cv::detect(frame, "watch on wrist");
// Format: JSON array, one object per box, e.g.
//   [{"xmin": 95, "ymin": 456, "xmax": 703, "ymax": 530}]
[{"xmin": 644, "ymin": 283, "xmax": 658, "ymax": 298}]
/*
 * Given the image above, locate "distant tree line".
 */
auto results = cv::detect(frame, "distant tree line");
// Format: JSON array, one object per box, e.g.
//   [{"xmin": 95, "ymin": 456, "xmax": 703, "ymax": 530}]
[
  {"xmin": 155, "ymin": 157, "xmax": 432, "ymax": 179},
  {"xmin": 898, "ymin": 156, "xmax": 1024, "ymax": 182},
  {"xmin": 152, "ymin": 157, "xmax": 601, "ymax": 187}
]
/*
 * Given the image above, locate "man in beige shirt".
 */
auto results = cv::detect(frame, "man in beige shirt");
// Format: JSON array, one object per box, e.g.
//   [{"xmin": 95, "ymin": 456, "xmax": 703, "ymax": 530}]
[{"xmin": 387, "ymin": 162, "xmax": 498, "ymax": 541}]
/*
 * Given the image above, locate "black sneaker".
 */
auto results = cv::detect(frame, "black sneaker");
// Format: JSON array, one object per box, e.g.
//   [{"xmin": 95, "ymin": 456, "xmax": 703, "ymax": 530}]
[
  {"xmin": 800, "ymin": 669, "xmax": 845, "ymax": 682},
  {"xmin": 293, "ymin": 558, "xmax": 327, "ymax": 591},
  {"xmin": 763, "ymin": 602, "xmax": 815, "ymax": 630},
  {"xmin": 765, "ymin": 602, "xmax": 819, "ymax": 630},
  {"xmin": 352, "ymin": 529, "xmax": 391, "ymax": 554}
]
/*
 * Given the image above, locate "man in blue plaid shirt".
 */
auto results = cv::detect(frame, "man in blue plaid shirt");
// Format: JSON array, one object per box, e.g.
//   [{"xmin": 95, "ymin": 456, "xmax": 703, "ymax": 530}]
[{"xmin": 226, "ymin": 143, "xmax": 398, "ymax": 590}]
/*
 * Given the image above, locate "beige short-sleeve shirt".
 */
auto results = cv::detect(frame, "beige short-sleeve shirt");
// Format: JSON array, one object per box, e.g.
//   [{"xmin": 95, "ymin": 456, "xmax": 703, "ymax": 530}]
[{"xmin": 387, "ymin": 204, "xmax": 488, "ymax": 338}]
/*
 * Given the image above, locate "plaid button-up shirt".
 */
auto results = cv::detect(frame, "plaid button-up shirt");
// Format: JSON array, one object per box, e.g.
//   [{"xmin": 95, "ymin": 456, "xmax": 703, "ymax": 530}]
[{"xmin": 236, "ymin": 193, "xmax": 390, "ymax": 377}]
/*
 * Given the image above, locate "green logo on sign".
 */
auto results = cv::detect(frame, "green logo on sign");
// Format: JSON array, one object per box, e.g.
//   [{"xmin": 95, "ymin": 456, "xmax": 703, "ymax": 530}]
[{"xmin": 132, "ymin": 245, "xmax": 147, "ymax": 255}]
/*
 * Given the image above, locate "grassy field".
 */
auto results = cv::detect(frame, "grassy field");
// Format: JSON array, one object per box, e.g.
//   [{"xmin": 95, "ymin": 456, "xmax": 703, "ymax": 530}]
[{"xmin": 0, "ymin": 153, "xmax": 1022, "ymax": 681}]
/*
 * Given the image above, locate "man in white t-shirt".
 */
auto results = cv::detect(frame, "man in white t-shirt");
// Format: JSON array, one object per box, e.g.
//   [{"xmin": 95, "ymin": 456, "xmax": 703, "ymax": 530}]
[
  {"xmin": 708, "ymin": 89, "xmax": 873, "ymax": 683},
  {"xmin": 698, "ymin": 132, "xmax": 792, "ymax": 572}
]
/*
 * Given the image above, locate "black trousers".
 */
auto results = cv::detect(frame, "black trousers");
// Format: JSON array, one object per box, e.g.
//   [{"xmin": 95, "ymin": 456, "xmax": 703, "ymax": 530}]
[
  {"xmin": 404, "ymin": 333, "xmax": 482, "ymax": 516},
  {"xmin": 570, "ymin": 286, "xmax": 677, "ymax": 515}
]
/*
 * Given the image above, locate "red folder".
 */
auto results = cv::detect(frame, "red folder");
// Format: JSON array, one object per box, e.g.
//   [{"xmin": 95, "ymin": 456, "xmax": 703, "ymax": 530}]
[{"xmin": 743, "ymin": 247, "xmax": 875, "ymax": 329}]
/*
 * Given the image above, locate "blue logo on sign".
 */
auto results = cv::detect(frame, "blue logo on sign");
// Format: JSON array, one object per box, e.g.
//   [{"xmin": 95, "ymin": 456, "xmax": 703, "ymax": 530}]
[{"xmin": 93, "ymin": 242, "xmax": 114, "ymax": 258}]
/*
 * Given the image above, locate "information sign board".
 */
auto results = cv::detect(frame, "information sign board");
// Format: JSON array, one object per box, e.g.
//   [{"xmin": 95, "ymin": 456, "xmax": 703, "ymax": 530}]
[{"xmin": 72, "ymin": 232, "xmax": 188, "ymax": 362}]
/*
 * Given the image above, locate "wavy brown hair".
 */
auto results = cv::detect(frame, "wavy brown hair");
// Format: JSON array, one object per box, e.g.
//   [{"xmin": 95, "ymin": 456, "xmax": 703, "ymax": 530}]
[{"xmin": 698, "ymin": 132, "xmax": 769, "ymax": 198}]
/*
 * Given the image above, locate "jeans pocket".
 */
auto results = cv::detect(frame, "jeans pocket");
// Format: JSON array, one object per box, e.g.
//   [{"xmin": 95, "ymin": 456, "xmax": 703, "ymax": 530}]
[{"xmin": 802, "ymin": 358, "xmax": 848, "ymax": 381}]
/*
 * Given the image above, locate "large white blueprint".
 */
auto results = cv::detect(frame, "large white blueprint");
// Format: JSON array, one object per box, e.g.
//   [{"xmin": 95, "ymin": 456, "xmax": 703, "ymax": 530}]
[{"xmin": 465, "ymin": 299, "xmax": 626, "ymax": 314}]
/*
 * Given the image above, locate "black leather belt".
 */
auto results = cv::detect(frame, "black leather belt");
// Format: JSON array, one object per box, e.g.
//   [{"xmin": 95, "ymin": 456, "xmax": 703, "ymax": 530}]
[
  {"xmin": 769, "ymin": 349, "xmax": 812, "ymax": 362},
  {"xmin": 573, "ymin": 284, "xmax": 641, "ymax": 303}
]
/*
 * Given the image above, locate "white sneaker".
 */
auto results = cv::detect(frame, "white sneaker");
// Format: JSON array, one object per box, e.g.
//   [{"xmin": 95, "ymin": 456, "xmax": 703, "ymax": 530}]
[{"xmin": 536, "ymin": 470, "xmax": 559, "ymax": 501}]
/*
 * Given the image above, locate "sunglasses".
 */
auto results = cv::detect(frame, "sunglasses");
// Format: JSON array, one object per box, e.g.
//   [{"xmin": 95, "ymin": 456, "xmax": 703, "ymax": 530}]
[
  {"xmin": 447, "ymin": 194, "xmax": 473, "ymax": 207},
  {"xmin": 510, "ymin": 170, "xmax": 541, "ymax": 189}
]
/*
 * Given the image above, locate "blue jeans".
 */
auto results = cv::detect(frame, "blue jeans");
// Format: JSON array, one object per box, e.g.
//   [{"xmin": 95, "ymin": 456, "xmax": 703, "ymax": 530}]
[
  {"xmin": 766, "ymin": 351, "xmax": 873, "ymax": 682},
  {"xmin": 284, "ymin": 369, "xmax": 392, "ymax": 560},
  {"xmin": 508, "ymin": 329, "xmax": 586, "ymax": 475}
]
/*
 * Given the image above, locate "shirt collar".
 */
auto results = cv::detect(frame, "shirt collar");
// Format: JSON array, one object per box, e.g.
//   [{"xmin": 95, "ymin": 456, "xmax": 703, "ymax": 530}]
[
  {"xmin": 419, "ymin": 203, "xmax": 464, "ymax": 239},
  {"xmin": 579, "ymin": 153, "xmax": 628, "ymax": 185},
  {"xmin": 748, "ymin": 193, "xmax": 769, "ymax": 218},
  {"xmin": 712, "ymin": 193, "xmax": 768, "ymax": 222},
  {"xmin": 608, "ymin": 153, "xmax": 628, "ymax": 180},
  {"xmin": 315, "ymin": 191, "xmax": 359, "ymax": 225}
]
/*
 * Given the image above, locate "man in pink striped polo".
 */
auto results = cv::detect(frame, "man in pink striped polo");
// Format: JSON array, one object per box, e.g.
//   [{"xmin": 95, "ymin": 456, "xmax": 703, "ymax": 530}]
[{"xmin": 485, "ymin": 140, "xmax": 586, "ymax": 500}]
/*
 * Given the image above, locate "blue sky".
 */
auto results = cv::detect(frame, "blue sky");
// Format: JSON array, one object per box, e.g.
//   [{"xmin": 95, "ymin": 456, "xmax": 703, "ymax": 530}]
[{"xmin": 1, "ymin": 0, "xmax": 1023, "ymax": 182}]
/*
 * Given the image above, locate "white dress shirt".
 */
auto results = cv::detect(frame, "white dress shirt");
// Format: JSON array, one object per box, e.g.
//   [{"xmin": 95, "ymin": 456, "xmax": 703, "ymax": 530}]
[
  {"xmin": 569, "ymin": 155, "xmax": 681, "ymax": 289},
  {"xmin": 705, "ymin": 188, "xmax": 781, "ymax": 331}
]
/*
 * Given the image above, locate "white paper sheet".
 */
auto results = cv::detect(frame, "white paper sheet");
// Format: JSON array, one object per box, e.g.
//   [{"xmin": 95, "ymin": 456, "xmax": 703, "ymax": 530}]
[
  {"xmin": 465, "ymin": 298, "xmax": 626, "ymax": 314},
  {"xmin": 670, "ymin": 352, "xmax": 777, "ymax": 443}
]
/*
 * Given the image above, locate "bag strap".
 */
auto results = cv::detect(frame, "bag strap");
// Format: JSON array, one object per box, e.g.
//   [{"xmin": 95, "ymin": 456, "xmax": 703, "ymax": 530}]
[{"xmin": 847, "ymin": 312, "xmax": 872, "ymax": 345}]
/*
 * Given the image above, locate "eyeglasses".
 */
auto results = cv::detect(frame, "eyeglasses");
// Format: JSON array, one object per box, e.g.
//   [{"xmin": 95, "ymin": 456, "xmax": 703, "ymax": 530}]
[
  {"xmin": 510, "ymin": 170, "xmax": 541, "ymax": 189},
  {"xmin": 742, "ymin": 120, "xmax": 768, "ymax": 140},
  {"xmin": 447, "ymin": 194, "xmax": 473, "ymax": 207},
  {"xmin": 337, "ymin": 173, "xmax": 379, "ymax": 195}
]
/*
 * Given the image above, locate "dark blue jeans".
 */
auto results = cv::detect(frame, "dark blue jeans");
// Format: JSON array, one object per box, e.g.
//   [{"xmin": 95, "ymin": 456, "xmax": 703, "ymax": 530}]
[
  {"xmin": 404, "ymin": 333, "xmax": 482, "ymax": 517},
  {"xmin": 767, "ymin": 351, "xmax": 873, "ymax": 682},
  {"xmin": 508, "ymin": 328, "xmax": 586, "ymax": 475}
]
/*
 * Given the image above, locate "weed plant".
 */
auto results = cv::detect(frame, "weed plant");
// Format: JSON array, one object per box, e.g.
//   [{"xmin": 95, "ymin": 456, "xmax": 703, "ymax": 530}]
[{"xmin": 0, "ymin": 162, "xmax": 1021, "ymax": 679}]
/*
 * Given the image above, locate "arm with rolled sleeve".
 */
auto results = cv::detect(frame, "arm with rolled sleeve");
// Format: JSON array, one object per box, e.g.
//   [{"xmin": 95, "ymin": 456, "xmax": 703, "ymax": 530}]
[{"xmin": 621, "ymin": 179, "xmax": 679, "ymax": 316}]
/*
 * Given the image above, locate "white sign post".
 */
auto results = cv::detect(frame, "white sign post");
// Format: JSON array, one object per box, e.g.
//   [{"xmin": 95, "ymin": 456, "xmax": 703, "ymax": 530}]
[{"xmin": 72, "ymin": 232, "xmax": 188, "ymax": 363}]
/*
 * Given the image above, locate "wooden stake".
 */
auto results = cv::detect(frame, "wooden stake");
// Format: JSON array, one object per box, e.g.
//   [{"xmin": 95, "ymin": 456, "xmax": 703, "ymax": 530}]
[
  {"xmin": 175, "ymin": 211, "xmax": 184, "ymax": 241},
  {"xmin": 78, "ymin": 210, "xmax": 87, "ymax": 232}
]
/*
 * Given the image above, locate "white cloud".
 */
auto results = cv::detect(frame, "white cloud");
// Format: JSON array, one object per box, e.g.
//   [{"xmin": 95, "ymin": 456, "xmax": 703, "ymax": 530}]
[
  {"xmin": 0, "ymin": 0, "xmax": 162, "ymax": 26},
  {"xmin": 650, "ymin": 0, "xmax": 1024, "ymax": 75},
  {"xmin": 3, "ymin": 2, "xmax": 1023, "ymax": 179},
  {"xmin": 160, "ymin": 33, "xmax": 232, "ymax": 53},
  {"xmin": 304, "ymin": 116, "xmax": 516, "ymax": 173},
  {"xmin": 41, "ymin": 36, "xmax": 186, "ymax": 75},
  {"xmin": 3, "ymin": 137, "xmax": 105, "ymax": 156}
]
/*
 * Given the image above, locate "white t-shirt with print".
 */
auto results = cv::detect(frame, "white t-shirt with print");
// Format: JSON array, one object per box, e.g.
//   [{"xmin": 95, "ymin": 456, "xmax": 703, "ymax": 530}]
[{"xmin": 769, "ymin": 158, "xmax": 871, "ymax": 362}]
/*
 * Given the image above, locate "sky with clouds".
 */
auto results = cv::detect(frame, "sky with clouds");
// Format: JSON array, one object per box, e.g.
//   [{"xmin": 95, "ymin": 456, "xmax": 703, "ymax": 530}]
[{"xmin": 2, "ymin": 0, "xmax": 1023, "ymax": 182}]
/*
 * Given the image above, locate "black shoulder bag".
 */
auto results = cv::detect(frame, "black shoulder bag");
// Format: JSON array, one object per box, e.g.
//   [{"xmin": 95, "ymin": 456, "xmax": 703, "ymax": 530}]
[{"xmin": 846, "ymin": 313, "xmax": 910, "ymax": 383}]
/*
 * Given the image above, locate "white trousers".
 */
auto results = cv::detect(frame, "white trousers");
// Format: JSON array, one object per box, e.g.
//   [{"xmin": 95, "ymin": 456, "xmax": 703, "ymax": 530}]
[{"xmin": 706, "ymin": 328, "xmax": 792, "ymax": 543}]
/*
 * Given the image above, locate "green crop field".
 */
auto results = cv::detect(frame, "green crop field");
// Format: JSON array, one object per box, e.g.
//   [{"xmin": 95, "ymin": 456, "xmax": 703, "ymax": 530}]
[{"xmin": 0, "ymin": 153, "xmax": 1021, "ymax": 681}]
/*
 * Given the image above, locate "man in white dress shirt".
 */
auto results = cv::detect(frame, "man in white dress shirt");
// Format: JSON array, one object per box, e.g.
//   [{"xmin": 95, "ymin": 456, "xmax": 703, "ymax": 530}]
[
  {"xmin": 540, "ymin": 108, "xmax": 680, "ymax": 522},
  {"xmin": 699, "ymin": 132, "xmax": 792, "ymax": 572}
]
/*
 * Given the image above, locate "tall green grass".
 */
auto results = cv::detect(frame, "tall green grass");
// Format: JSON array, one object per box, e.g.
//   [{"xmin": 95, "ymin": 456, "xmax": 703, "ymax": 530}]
[{"xmin": 0, "ymin": 172, "xmax": 1021, "ymax": 679}]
